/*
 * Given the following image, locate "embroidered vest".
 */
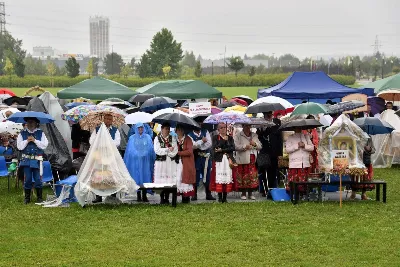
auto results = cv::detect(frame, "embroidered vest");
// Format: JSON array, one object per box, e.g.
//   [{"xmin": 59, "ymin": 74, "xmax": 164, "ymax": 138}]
[
  {"xmin": 19, "ymin": 129, "xmax": 44, "ymax": 168},
  {"xmin": 96, "ymin": 126, "xmax": 117, "ymax": 140}
]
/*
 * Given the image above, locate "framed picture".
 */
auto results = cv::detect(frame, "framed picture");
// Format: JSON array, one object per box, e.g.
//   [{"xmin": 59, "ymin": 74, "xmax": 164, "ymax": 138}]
[
  {"xmin": 332, "ymin": 150, "xmax": 349, "ymax": 169},
  {"xmin": 332, "ymin": 136, "xmax": 356, "ymax": 163}
]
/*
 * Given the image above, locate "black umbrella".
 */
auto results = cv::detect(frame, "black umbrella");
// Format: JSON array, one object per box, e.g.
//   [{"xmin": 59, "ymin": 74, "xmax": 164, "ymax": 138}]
[
  {"xmin": 140, "ymin": 97, "xmax": 177, "ymax": 112},
  {"xmin": 124, "ymin": 106, "xmax": 140, "ymax": 114},
  {"xmin": 218, "ymin": 100, "xmax": 242, "ymax": 108},
  {"xmin": 129, "ymin": 94, "xmax": 155, "ymax": 103},
  {"xmin": 153, "ymin": 112, "xmax": 200, "ymax": 129},
  {"xmin": 4, "ymin": 96, "xmax": 30, "ymax": 106},
  {"xmin": 245, "ymin": 102, "xmax": 285, "ymax": 114},
  {"xmin": 234, "ymin": 117, "xmax": 276, "ymax": 128},
  {"xmin": 279, "ymin": 119, "xmax": 322, "ymax": 131},
  {"xmin": 326, "ymin": 100, "xmax": 365, "ymax": 114}
]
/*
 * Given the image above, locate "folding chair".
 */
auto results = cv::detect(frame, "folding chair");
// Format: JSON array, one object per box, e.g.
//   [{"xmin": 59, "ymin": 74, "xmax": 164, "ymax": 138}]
[{"xmin": 0, "ymin": 156, "xmax": 11, "ymax": 192}]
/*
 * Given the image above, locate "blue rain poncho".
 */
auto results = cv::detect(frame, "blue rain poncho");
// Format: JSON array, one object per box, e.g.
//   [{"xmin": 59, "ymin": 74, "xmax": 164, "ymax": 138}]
[
  {"xmin": 127, "ymin": 123, "xmax": 154, "ymax": 139},
  {"xmin": 124, "ymin": 123, "xmax": 156, "ymax": 186}
]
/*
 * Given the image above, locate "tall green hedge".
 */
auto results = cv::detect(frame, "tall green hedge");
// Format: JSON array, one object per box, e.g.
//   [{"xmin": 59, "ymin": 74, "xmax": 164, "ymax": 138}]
[{"xmin": 0, "ymin": 74, "xmax": 356, "ymax": 88}]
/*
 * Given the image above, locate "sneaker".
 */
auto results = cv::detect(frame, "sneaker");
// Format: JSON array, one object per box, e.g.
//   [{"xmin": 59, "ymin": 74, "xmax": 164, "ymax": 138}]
[
  {"xmin": 250, "ymin": 195, "xmax": 256, "ymax": 200},
  {"xmin": 241, "ymin": 195, "xmax": 247, "ymax": 200}
]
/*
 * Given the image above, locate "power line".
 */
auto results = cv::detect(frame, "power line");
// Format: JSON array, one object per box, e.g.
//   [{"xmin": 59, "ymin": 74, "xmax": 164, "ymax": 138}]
[{"xmin": 9, "ymin": 14, "xmax": 400, "ymax": 39}]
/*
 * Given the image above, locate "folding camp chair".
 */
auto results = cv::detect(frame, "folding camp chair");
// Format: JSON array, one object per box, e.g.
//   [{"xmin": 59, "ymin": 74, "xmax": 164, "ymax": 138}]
[{"xmin": 0, "ymin": 156, "xmax": 11, "ymax": 192}]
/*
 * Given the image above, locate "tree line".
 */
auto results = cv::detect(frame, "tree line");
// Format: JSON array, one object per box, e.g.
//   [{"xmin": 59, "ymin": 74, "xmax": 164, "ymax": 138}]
[{"xmin": 1, "ymin": 29, "xmax": 400, "ymax": 82}]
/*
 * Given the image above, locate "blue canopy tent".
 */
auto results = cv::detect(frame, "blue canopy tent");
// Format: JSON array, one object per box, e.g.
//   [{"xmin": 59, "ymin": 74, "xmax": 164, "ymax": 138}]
[{"xmin": 257, "ymin": 71, "xmax": 374, "ymax": 104}]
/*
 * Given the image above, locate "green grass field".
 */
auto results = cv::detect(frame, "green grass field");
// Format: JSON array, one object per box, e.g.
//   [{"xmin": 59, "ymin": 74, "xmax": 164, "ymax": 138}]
[
  {"xmin": 0, "ymin": 168, "xmax": 399, "ymax": 266},
  {"xmin": 11, "ymin": 87, "xmax": 261, "ymax": 100}
]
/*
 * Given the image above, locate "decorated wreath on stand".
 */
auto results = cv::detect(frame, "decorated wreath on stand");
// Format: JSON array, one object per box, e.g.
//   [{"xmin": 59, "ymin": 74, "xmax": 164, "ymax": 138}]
[{"xmin": 24, "ymin": 86, "xmax": 46, "ymax": 96}]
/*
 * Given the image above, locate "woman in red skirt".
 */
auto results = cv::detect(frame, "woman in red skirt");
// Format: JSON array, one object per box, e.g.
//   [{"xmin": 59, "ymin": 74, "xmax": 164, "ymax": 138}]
[
  {"xmin": 210, "ymin": 123, "xmax": 236, "ymax": 203},
  {"xmin": 285, "ymin": 127, "xmax": 314, "ymax": 192},
  {"xmin": 233, "ymin": 125, "xmax": 262, "ymax": 200}
]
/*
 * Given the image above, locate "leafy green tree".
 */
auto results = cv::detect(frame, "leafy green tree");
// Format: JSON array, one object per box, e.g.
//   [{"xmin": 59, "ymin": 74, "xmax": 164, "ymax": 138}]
[
  {"xmin": 0, "ymin": 31, "xmax": 26, "ymax": 77},
  {"xmin": 46, "ymin": 61, "xmax": 57, "ymax": 87},
  {"xmin": 182, "ymin": 51, "xmax": 196, "ymax": 68},
  {"xmin": 65, "ymin": 57, "xmax": 80, "ymax": 78},
  {"xmin": 3, "ymin": 57, "xmax": 14, "ymax": 86},
  {"xmin": 248, "ymin": 66, "xmax": 256, "ymax": 76},
  {"xmin": 86, "ymin": 58, "xmax": 94, "ymax": 78},
  {"xmin": 121, "ymin": 64, "xmax": 133, "ymax": 78},
  {"xmin": 256, "ymin": 64, "xmax": 266, "ymax": 74},
  {"xmin": 24, "ymin": 56, "xmax": 46, "ymax": 75},
  {"xmin": 145, "ymin": 28, "xmax": 183, "ymax": 77},
  {"xmin": 194, "ymin": 60, "xmax": 202, "ymax": 77},
  {"xmin": 162, "ymin": 65, "xmax": 171, "ymax": 78},
  {"xmin": 104, "ymin": 52, "xmax": 124, "ymax": 75},
  {"xmin": 392, "ymin": 66, "xmax": 400, "ymax": 74},
  {"xmin": 137, "ymin": 53, "xmax": 152, "ymax": 78},
  {"xmin": 227, "ymin": 56, "xmax": 245, "ymax": 76}
]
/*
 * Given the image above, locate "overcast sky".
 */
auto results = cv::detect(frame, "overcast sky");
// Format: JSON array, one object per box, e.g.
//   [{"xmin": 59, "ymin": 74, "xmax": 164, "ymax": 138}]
[{"xmin": 4, "ymin": 0, "xmax": 400, "ymax": 59}]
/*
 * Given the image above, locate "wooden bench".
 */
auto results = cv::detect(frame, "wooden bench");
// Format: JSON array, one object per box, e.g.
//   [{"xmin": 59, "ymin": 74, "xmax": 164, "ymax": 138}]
[
  {"xmin": 140, "ymin": 185, "xmax": 178, "ymax": 207},
  {"xmin": 289, "ymin": 180, "xmax": 387, "ymax": 205}
]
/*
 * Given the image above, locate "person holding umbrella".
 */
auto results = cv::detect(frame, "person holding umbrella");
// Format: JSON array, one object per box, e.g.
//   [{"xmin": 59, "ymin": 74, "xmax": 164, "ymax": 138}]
[
  {"xmin": 285, "ymin": 125, "xmax": 314, "ymax": 193},
  {"xmin": 187, "ymin": 115, "xmax": 216, "ymax": 201},
  {"xmin": 209, "ymin": 123, "xmax": 236, "ymax": 203},
  {"xmin": 154, "ymin": 122, "xmax": 179, "ymax": 204},
  {"xmin": 16, "ymin": 117, "xmax": 49, "ymax": 204},
  {"xmin": 175, "ymin": 124, "xmax": 195, "ymax": 203}
]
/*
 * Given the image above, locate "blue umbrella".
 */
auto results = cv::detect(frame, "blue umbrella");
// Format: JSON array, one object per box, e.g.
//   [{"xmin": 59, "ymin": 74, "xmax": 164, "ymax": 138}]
[
  {"xmin": 353, "ymin": 117, "xmax": 394, "ymax": 135},
  {"xmin": 7, "ymin": 111, "xmax": 55, "ymax": 124},
  {"xmin": 140, "ymin": 97, "xmax": 177, "ymax": 112},
  {"xmin": 65, "ymin": 102, "xmax": 92, "ymax": 110}
]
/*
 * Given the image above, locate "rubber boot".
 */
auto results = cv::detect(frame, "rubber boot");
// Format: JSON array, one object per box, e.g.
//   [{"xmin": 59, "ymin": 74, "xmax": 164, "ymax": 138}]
[
  {"xmin": 222, "ymin": 192, "xmax": 228, "ymax": 203},
  {"xmin": 164, "ymin": 193, "xmax": 170, "ymax": 204},
  {"xmin": 36, "ymin": 188, "xmax": 43, "ymax": 203},
  {"xmin": 218, "ymin": 193, "xmax": 223, "ymax": 203},
  {"xmin": 24, "ymin": 189, "xmax": 31, "ymax": 204},
  {"xmin": 92, "ymin": 195, "xmax": 102, "ymax": 203},
  {"xmin": 191, "ymin": 185, "xmax": 198, "ymax": 201},
  {"xmin": 160, "ymin": 191, "xmax": 165, "ymax": 204},
  {"xmin": 137, "ymin": 191, "xmax": 142, "ymax": 202},
  {"xmin": 142, "ymin": 189, "xmax": 149, "ymax": 203},
  {"xmin": 205, "ymin": 187, "xmax": 216, "ymax": 200}
]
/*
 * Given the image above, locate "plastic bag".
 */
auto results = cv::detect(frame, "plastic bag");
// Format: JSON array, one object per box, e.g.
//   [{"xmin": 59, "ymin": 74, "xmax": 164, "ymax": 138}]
[{"xmin": 75, "ymin": 123, "xmax": 138, "ymax": 206}]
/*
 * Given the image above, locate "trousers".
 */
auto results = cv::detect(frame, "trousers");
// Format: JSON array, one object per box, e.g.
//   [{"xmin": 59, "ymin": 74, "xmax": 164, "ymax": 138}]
[
  {"xmin": 195, "ymin": 156, "xmax": 212, "ymax": 186},
  {"xmin": 23, "ymin": 167, "xmax": 42, "ymax": 189}
]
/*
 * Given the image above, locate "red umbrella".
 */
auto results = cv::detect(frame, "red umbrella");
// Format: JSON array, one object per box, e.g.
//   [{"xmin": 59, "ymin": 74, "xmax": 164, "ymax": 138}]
[
  {"xmin": 231, "ymin": 98, "xmax": 248, "ymax": 106},
  {"xmin": 0, "ymin": 88, "xmax": 16, "ymax": 96}
]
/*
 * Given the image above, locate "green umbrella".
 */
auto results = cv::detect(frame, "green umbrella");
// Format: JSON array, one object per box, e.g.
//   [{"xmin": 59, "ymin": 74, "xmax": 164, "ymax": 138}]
[{"xmin": 291, "ymin": 102, "xmax": 328, "ymax": 116}]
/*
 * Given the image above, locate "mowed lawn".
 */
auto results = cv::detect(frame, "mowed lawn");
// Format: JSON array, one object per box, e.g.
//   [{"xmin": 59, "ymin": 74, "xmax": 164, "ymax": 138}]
[
  {"xmin": 11, "ymin": 87, "xmax": 261, "ymax": 100},
  {"xmin": 0, "ymin": 168, "xmax": 399, "ymax": 266}
]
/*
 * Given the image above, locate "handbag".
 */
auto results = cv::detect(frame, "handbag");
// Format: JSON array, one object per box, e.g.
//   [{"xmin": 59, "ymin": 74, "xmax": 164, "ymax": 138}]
[{"xmin": 256, "ymin": 153, "xmax": 271, "ymax": 169}]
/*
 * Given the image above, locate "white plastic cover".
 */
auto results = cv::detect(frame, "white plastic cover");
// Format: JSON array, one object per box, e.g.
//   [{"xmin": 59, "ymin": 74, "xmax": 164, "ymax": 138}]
[
  {"xmin": 318, "ymin": 114, "xmax": 369, "ymax": 171},
  {"xmin": 371, "ymin": 109, "xmax": 400, "ymax": 167},
  {"xmin": 75, "ymin": 123, "xmax": 138, "ymax": 206},
  {"xmin": 39, "ymin": 92, "xmax": 72, "ymax": 157}
]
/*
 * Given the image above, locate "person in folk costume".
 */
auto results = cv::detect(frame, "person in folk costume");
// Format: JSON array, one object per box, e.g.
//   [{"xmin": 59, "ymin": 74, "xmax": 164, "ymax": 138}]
[
  {"xmin": 89, "ymin": 113, "xmax": 121, "ymax": 203},
  {"xmin": 210, "ymin": 122, "xmax": 236, "ymax": 203},
  {"xmin": 154, "ymin": 122, "xmax": 179, "ymax": 204},
  {"xmin": 17, "ymin": 117, "xmax": 49, "ymax": 204},
  {"xmin": 285, "ymin": 127, "xmax": 314, "ymax": 193},
  {"xmin": 351, "ymin": 135, "xmax": 376, "ymax": 200},
  {"xmin": 0, "ymin": 134, "xmax": 17, "ymax": 162},
  {"xmin": 234, "ymin": 124, "xmax": 262, "ymax": 200},
  {"xmin": 302, "ymin": 115, "xmax": 319, "ymax": 172},
  {"xmin": 124, "ymin": 122, "xmax": 155, "ymax": 202},
  {"xmin": 175, "ymin": 124, "xmax": 196, "ymax": 203},
  {"xmin": 187, "ymin": 117, "xmax": 216, "ymax": 201}
]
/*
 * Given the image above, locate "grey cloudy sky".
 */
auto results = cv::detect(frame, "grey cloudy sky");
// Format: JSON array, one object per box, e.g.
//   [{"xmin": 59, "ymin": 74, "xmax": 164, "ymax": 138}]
[{"xmin": 4, "ymin": 0, "xmax": 400, "ymax": 59}]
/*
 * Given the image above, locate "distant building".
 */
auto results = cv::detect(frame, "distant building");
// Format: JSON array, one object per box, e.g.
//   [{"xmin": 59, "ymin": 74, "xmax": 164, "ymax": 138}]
[
  {"xmin": 90, "ymin": 16, "xmax": 110, "ymax": 60},
  {"xmin": 32, "ymin": 46, "xmax": 54, "ymax": 58}
]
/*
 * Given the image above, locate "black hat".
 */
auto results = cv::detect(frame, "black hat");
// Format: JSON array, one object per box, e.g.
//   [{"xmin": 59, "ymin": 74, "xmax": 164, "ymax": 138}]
[{"xmin": 24, "ymin": 117, "xmax": 40, "ymax": 124}]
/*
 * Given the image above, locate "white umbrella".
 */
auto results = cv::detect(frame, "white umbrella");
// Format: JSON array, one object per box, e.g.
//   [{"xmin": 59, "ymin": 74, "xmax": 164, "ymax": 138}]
[
  {"xmin": 0, "ymin": 121, "xmax": 24, "ymax": 135},
  {"xmin": 125, "ymin": 112, "xmax": 153, "ymax": 124},
  {"xmin": 0, "ymin": 94, "xmax": 12, "ymax": 102},
  {"xmin": 319, "ymin": 114, "xmax": 333, "ymax": 127},
  {"xmin": 0, "ymin": 107, "xmax": 20, "ymax": 121},
  {"xmin": 249, "ymin": 96, "xmax": 294, "ymax": 109},
  {"xmin": 151, "ymin": 108, "xmax": 187, "ymax": 119}
]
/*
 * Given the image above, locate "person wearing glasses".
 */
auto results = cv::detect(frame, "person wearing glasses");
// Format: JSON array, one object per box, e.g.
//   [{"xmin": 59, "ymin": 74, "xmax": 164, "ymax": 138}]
[{"xmin": 209, "ymin": 123, "xmax": 236, "ymax": 203}]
